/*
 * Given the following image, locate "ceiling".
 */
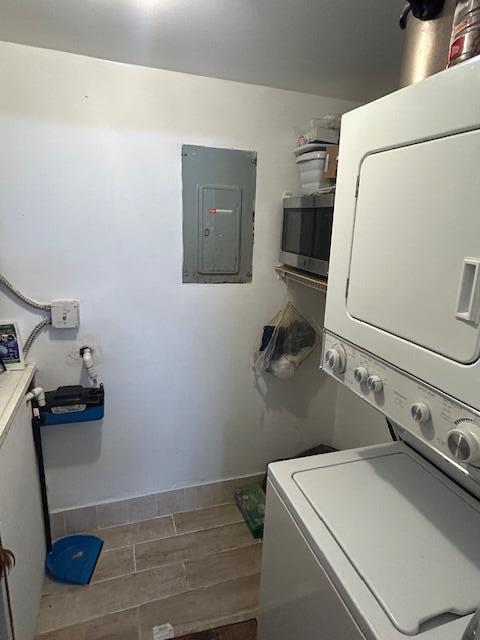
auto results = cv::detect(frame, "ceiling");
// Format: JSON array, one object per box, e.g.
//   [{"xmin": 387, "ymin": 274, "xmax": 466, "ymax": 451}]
[{"xmin": 0, "ymin": 0, "xmax": 404, "ymax": 101}]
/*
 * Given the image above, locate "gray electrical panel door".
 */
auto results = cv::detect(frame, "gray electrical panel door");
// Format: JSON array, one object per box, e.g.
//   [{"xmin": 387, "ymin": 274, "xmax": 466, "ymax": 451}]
[{"xmin": 182, "ymin": 145, "xmax": 257, "ymax": 283}]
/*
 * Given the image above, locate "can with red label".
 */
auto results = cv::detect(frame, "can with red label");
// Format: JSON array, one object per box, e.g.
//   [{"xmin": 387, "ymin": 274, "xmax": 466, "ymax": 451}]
[{"xmin": 448, "ymin": 0, "xmax": 480, "ymax": 66}]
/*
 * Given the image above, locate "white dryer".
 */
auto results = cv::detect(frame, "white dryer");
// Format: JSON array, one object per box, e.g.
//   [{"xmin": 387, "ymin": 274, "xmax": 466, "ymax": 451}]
[{"xmin": 259, "ymin": 58, "xmax": 480, "ymax": 640}]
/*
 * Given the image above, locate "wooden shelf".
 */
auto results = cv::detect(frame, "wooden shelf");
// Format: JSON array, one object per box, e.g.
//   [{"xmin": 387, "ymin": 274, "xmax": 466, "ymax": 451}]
[{"xmin": 275, "ymin": 265, "xmax": 328, "ymax": 293}]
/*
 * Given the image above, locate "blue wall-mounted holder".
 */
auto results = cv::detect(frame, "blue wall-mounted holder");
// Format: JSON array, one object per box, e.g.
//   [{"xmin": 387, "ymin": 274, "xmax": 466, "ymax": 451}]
[{"xmin": 40, "ymin": 384, "xmax": 105, "ymax": 426}]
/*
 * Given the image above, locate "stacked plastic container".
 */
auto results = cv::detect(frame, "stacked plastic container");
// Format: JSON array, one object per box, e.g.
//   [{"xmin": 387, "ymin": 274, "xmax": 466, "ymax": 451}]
[{"xmin": 294, "ymin": 116, "xmax": 340, "ymax": 195}]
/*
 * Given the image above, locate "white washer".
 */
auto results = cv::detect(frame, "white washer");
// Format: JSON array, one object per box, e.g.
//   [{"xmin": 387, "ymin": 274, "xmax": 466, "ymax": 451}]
[
  {"xmin": 259, "ymin": 59, "xmax": 480, "ymax": 640},
  {"xmin": 259, "ymin": 442, "xmax": 480, "ymax": 639}
]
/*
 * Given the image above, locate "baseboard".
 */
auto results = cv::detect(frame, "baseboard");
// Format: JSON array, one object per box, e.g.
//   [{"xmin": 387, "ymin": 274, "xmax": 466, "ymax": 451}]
[{"xmin": 50, "ymin": 472, "xmax": 265, "ymax": 539}]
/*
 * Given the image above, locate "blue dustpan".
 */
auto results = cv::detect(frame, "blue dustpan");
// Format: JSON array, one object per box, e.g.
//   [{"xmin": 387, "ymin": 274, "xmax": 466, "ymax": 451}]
[{"xmin": 46, "ymin": 535, "xmax": 103, "ymax": 585}]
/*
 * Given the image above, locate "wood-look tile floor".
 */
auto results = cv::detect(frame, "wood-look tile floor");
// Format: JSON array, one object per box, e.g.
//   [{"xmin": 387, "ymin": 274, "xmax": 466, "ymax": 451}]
[
  {"xmin": 177, "ymin": 619, "xmax": 256, "ymax": 640},
  {"xmin": 36, "ymin": 503, "xmax": 261, "ymax": 640}
]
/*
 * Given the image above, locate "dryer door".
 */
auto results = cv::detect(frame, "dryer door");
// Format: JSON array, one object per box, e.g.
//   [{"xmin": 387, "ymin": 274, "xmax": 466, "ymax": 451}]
[{"xmin": 348, "ymin": 130, "xmax": 480, "ymax": 365}]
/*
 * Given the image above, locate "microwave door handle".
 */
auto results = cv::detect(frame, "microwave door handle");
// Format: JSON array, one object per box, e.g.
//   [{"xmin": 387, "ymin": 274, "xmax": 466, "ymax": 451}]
[{"xmin": 456, "ymin": 258, "xmax": 480, "ymax": 323}]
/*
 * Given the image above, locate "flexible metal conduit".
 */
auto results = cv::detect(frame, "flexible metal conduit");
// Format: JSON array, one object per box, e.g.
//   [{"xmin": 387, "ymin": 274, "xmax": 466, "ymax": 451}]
[
  {"xmin": 23, "ymin": 318, "xmax": 52, "ymax": 356},
  {"xmin": 0, "ymin": 273, "xmax": 51, "ymax": 310},
  {"xmin": 0, "ymin": 272, "xmax": 52, "ymax": 355}
]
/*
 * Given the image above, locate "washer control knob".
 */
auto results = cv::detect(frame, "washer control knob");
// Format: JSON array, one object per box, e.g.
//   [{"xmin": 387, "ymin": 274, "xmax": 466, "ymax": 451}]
[
  {"xmin": 447, "ymin": 426, "xmax": 480, "ymax": 466},
  {"xmin": 324, "ymin": 344, "xmax": 346, "ymax": 374},
  {"xmin": 410, "ymin": 402, "xmax": 431, "ymax": 424},
  {"xmin": 367, "ymin": 375, "xmax": 383, "ymax": 393},
  {"xmin": 354, "ymin": 367, "xmax": 369, "ymax": 384}
]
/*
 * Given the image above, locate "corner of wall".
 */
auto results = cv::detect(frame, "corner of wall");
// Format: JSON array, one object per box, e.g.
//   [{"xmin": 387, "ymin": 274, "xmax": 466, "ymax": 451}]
[{"xmin": 332, "ymin": 383, "xmax": 390, "ymax": 451}]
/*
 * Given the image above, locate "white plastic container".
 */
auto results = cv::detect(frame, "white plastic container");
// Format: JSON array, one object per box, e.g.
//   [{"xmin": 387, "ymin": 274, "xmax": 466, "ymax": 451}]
[
  {"xmin": 296, "ymin": 150, "xmax": 331, "ymax": 195},
  {"xmin": 296, "ymin": 117, "xmax": 341, "ymax": 145},
  {"xmin": 293, "ymin": 143, "xmax": 328, "ymax": 156}
]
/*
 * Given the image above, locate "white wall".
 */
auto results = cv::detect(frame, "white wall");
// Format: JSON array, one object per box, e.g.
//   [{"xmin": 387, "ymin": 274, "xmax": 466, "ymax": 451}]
[
  {"xmin": 332, "ymin": 385, "xmax": 391, "ymax": 450},
  {"xmin": 0, "ymin": 42, "xmax": 359, "ymax": 510}
]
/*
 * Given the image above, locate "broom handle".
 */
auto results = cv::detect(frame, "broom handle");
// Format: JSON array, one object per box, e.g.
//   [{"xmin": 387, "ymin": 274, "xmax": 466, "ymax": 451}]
[{"xmin": 32, "ymin": 414, "xmax": 53, "ymax": 553}]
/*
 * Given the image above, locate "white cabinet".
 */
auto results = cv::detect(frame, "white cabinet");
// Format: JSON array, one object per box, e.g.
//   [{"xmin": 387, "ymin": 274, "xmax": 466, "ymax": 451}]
[{"xmin": 0, "ymin": 367, "xmax": 45, "ymax": 640}]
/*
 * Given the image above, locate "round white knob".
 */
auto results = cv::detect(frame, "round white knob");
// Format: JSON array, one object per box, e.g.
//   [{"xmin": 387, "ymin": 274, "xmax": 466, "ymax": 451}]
[
  {"xmin": 324, "ymin": 344, "xmax": 346, "ymax": 374},
  {"xmin": 447, "ymin": 426, "xmax": 480, "ymax": 466},
  {"xmin": 367, "ymin": 375, "xmax": 383, "ymax": 393},
  {"xmin": 354, "ymin": 367, "xmax": 369, "ymax": 384},
  {"xmin": 410, "ymin": 402, "xmax": 431, "ymax": 424}
]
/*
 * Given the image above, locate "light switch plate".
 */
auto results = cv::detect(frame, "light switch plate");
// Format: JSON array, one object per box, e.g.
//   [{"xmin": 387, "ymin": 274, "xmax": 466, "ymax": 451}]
[{"xmin": 51, "ymin": 300, "xmax": 80, "ymax": 329}]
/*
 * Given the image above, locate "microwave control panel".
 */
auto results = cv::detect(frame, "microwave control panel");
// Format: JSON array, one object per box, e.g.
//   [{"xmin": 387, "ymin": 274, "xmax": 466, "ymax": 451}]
[{"xmin": 322, "ymin": 330, "xmax": 480, "ymax": 478}]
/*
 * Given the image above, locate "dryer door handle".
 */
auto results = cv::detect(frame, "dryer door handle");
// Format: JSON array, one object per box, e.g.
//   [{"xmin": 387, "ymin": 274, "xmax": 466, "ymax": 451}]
[{"xmin": 456, "ymin": 258, "xmax": 480, "ymax": 324}]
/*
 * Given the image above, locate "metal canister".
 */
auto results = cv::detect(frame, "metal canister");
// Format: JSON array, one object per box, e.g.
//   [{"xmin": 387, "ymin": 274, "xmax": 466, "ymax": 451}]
[
  {"xmin": 399, "ymin": 0, "xmax": 457, "ymax": 87},
  {"xmin": 448, "ymin": 0, "xmax": 480, "ymax": 66}
]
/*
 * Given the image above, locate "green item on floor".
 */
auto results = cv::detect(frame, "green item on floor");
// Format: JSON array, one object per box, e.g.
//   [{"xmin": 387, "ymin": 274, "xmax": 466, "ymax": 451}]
[{"xmin": 235, "ymin": 483, "xmax": 265, "ymax": 539}]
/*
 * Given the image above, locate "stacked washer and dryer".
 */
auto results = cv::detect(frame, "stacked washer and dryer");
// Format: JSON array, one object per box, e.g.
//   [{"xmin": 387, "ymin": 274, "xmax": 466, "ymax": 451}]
[{"xmin": 258, "ymin": 58, "xmax": 480, "ymax": 639}]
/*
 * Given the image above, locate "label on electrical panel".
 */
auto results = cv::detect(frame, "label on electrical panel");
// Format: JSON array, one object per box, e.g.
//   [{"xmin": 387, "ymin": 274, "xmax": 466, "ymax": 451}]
[{"xmin": 208, "ymin": 208, "xmax": 233, "ymax": 215}]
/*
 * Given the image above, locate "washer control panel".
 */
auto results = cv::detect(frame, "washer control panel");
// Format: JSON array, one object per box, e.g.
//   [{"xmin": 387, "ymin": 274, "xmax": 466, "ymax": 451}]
[{"xmin": 322, "ymin": 331, "xmax": 480, "ymax": 472}]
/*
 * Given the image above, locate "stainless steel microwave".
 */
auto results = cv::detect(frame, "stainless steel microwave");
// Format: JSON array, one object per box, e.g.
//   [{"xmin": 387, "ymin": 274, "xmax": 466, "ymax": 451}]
[{"xmin": 280, "ymin": 194, "xmax": 334, "ymax": 277}]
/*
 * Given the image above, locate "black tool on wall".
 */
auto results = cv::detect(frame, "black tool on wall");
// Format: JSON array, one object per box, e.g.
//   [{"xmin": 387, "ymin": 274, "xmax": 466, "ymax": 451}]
[{"xmin": 32, "ymin": 410, "xmax": 53, "ymax": 552}]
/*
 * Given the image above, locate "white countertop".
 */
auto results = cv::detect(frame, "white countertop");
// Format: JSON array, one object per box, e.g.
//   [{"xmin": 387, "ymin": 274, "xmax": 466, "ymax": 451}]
[{"xmin": 0, "ymin": 364, "xmax": 36, "ymax": 446}]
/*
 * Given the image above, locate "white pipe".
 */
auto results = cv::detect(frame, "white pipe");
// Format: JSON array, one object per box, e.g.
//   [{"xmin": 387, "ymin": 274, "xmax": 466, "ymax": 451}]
[
  {"xmin": 25, "ymin": 387, "xmax": 46, "ymax": 407},
  {"xmin": 82, "ymin": 348, "xmax": 99, "ymax": 387}
]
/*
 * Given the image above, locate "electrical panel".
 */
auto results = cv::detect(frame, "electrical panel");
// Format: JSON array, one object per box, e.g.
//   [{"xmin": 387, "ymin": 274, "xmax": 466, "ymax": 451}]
[{"xmin": 182, "ymin": 145, "xmax": 257, "ymax": 284}]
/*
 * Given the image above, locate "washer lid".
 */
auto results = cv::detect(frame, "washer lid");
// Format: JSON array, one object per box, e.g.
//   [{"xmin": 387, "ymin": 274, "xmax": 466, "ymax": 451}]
[{"xmin": 293, "ymin": 452, "xmax": 480, "ymax": 635}]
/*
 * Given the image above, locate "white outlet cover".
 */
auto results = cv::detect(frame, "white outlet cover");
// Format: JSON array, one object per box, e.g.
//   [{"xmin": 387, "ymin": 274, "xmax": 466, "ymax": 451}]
[
  {"xmin": 153, "ymin": 624, "xmax": 174, "ymax": 640},
  {"xmin": 51, "ymin": 300, "xmax": 80, "ymax": 329}
]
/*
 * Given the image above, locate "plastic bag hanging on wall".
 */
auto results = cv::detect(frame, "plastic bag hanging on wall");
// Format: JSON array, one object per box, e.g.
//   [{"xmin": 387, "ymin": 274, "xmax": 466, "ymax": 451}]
[{"xmin": 252, "ymin": 302, "xmax": 318, "ymax": 379}]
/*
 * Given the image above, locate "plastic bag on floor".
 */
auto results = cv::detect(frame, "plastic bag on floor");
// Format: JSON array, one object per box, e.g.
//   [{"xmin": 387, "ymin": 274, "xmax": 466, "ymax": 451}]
[{"xmin": 252, "ymin": 302, "xmax": 318, "ymax": 379}]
